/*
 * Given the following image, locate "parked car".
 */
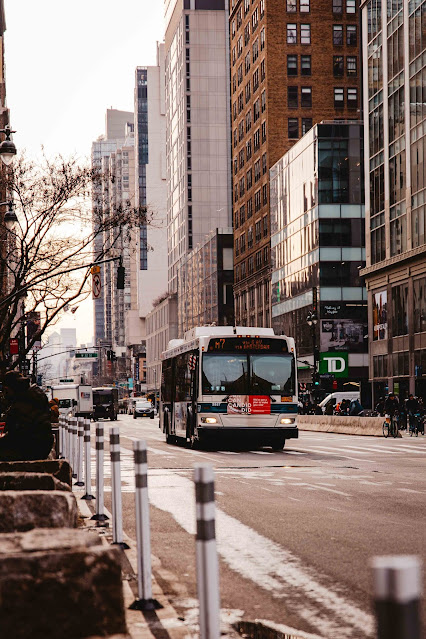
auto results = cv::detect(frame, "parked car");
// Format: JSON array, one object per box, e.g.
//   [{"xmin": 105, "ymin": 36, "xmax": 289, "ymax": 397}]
[{"xmin": 133, "ymin": 400, "xmax": 155, "ymax": 419}]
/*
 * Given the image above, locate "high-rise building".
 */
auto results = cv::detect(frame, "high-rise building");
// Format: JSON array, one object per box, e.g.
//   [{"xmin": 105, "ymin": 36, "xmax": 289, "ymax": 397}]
[
  {"xmin": 91, "ymin": 109, "xmax": 134, "ymax": 348},
  {"xmin": 360, "ymin": 0, "xmax": 426, "ymax": 403},
  {"xmin": 131, "ymin": 44, "xmax": 168, "ymax": 393},
  {"xmin": 231, "ymin": 0, "xmax": 361, "ymax": 327},
  {"xmin": 270, "ymin": 121, "xmax": 367, "ymax": 398},
  {"xmin": 164, "ymin": 0, "xmax": 232, "ymax": 297}
]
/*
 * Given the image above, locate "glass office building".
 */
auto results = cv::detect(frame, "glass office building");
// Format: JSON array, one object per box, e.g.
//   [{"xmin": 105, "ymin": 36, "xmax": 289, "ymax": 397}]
[
  {"xmin": 360, "ymin": 0, "xmax": 426, "ymax": 403},
  {"xmin": 270, "ymin": 121, "xmax": 368, "ymax": 397}
]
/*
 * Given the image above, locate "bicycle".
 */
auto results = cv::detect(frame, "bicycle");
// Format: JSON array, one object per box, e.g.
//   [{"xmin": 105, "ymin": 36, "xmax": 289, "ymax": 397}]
[
  {"xmin": 383, "ymin": 413, "xmax": 399, "ymax": 438},
  {"xmin": 408, "ymin": 412, "xmax": 420, "ymax": 437}
]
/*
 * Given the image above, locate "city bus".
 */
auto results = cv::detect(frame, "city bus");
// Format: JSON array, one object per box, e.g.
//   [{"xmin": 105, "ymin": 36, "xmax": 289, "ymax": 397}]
[{"xmin": 160, "ymin": 326, "xmax": 298, "ymax": 449}]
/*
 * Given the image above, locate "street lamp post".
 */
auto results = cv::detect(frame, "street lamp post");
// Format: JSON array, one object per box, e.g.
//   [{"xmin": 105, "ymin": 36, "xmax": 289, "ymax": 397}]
[{"xmin": 307, "ymin": 309, "xmax": 319, "ymax": 400}]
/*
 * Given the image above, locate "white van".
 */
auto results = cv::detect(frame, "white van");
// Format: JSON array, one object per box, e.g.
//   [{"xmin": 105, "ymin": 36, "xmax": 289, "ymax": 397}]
[{"xmin": 319, "ymin": 391, "xmax": 360, "ymax": 411}]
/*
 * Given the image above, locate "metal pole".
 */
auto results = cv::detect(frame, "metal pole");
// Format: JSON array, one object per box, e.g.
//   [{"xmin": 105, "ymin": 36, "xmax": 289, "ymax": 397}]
[
  {"xmin": 75, "ymin": 417, "xmax": 84, "ymax": 487},
  {"xmin": 109, "ymin": 427, "xmax": 129, "ymax": 549},
  {"xmin": 372, "ymin": 555, "xmax": 422, "ymax": 639},
  {"xmin": 194, "ymin": 464, "xmax": 220, "ymax": 639},
  {"xmin": 91, "ymin": 423, "xmax": 108, "ymax": 523},
  {"xmin": 81, "ymin": 418, "xmax": 94, "ymax": 500},
  {"xmin": 129, "ymin": 440, "xmax": 161, "ymax": 611},
  {"xmin": 71, "ymin": 416, "xmax": 78, "ymax": 477},
  {"xmin": 58, "ymin": 415, "xmax": 63, "ymax": 459}
]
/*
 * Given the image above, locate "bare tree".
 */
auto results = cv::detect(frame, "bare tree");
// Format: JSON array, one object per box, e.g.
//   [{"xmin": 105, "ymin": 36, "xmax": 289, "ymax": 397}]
[{"xmin": 0, "ymin": 153, "xmax": 149, "ymax": 374}]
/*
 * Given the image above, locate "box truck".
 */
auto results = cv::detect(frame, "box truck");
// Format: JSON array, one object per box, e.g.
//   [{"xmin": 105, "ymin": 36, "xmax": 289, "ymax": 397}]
[{"xmin": 50, "ymin": 384, "xmax": 93, "ymax": 419}]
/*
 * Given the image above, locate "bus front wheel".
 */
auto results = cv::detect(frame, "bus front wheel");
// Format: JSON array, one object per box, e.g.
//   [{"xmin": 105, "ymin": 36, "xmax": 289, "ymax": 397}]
[{"xmin": 271, "ymin": 439, "xmax": 286, "ymax": 451}]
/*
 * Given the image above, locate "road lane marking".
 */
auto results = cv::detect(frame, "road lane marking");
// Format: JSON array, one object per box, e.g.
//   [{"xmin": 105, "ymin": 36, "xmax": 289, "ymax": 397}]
[
  {"xmin": 148, "ymin": 469, "xmax": 374, "ymax": 638},
  {"xmin": 398, "ymin": 488, "xmax": 426, "ymax": 494}
]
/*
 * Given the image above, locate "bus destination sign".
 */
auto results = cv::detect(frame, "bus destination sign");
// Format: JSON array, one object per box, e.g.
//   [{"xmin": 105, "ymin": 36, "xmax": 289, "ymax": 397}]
[{"xmin": 208, "ymin": 337, "xmax": 288, "ymax": 353}]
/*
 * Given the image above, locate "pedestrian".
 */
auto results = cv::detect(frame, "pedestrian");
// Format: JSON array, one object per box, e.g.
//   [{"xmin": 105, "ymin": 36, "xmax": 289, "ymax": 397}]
[
  {"xmin": 349, "ymin": 398, "xmax": 363, "ymax": 416},
  {"xmin": 0, "ymin": 371, "xmax": 54, "ymax": 461},
  {"xmin": 49, "ymin": 397, "xmax": 59, "ymax": 424}
]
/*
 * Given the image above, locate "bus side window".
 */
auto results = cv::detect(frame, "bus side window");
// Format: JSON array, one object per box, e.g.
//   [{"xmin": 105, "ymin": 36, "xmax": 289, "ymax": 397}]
[{"xmin": 161, "ymin": 359, "xmax": 173, "ymax": 403}]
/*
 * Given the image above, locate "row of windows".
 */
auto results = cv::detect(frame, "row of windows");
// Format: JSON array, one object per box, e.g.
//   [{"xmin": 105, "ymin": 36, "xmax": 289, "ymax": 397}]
[
  {"xmin": 235, "ymin": 247, "xmax": 269, "ymax": 282},
  {"xmin": 287, "ymin": 0, "xmax": 356, "ymax": 12},
  {"xmin": 286, "ymin": 23, "xmax": 357, "ymax": 46},
  {"xmin": 288, "ymin": 117, "xmax": 313, "ymax": 139},
  {"xmin": 288, "ymin": 86, "xmax": 312, "ymax": 108},
  {"xmin": 232, "ymin": 61, "xmax": 266, "ymax": 119},
  {"xmin": 235, "ymin": 216, "xmax": 268, "ymax": 256},
  {"xmin": 234, "ymin": 176, "xmax": 268, "ymax": 205}
]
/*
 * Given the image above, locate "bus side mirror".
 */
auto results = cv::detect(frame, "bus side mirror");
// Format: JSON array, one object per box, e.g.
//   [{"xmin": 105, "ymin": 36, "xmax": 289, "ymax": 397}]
[{"xmin": 72, "ymin": 399, "xmax": 78, "ymax": 406}]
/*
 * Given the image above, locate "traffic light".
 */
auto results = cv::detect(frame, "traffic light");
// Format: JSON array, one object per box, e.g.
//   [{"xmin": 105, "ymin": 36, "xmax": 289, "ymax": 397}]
[
  {"xmin": 117, "ymin": 264, "xmax": 125, "ymax": 289},
  {"xmin": 106, "ymin": 350, "xmax": 112, "ymax": 361}
]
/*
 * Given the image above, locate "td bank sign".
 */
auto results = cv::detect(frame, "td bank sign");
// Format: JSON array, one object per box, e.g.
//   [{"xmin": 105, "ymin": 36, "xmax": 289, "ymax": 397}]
[{"xmin": 319, "ymin": 352, "xmax": 349, "ymax": 378}]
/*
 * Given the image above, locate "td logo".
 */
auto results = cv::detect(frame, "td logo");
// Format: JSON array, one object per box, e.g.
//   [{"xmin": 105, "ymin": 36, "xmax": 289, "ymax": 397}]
[{"xmin": 319, "ymin": 352, "xmax": 349, "ymax": 378}]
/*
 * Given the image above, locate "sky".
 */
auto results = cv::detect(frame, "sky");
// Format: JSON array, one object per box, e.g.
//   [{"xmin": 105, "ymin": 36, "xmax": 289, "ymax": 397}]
[{"xmin": 4, "ymin": 0, "xmax": 164, "ymax": 345}]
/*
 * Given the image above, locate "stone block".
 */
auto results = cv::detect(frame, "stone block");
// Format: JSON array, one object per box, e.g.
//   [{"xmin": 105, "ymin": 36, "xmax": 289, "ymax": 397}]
[
  {"xmin": 0, "ymin": 472, "xmax": 71, "ymax": 491},
  {"xmin": 0, "ymin": 490, "xmax": 78, "ymax": 532},
  {"xmin": 0, "ymin": 459, "xmax": 72, "ymax": 486},
  {"xmin": 0, "ymin": 528, "xmax": 127, "ymax": 639}
]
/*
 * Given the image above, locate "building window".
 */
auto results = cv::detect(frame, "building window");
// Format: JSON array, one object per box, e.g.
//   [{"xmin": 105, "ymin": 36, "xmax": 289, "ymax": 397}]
[
  {"xmin": 334, "ymin": 87, "xmax": 344, "ymax": 107},
  {"xmin": 333, "ymin": 25, "xmax": 343, "ymax": 45},
  {"xmin": 260, "ymin": 0, "xmax": 264, "ymax": 18},
  {"xmin": 240, "ymin": 232, "xmax": 246, "ymax": 253},
  {"xmin": 260, "ymin": 27, "xmax": 265, "ymax": 50},
  {"xmin": 253, "ymin": 38, "xmax": 259, "ymax": 61},
  {"xmin": 248, "ymin": 226, "xmax": 253, "ymax": 249},
  {"xmin": 254, "ymin": 159, "xmax": 261, "ymax": 182},
  {"xmin": 239, "ymin": 148, "xmax": 245, "ymax": 169},
  {"xmin": 263, "ymin": 246, "xmax": 269, "ymax": 264},
  {"xmin": 288, "ymin": 118, "xmax": 298, "ymax": 138},
  {"xmin": 347, "ymin": 87, "xmax": 357, "ymax": 108},
  {"xmin": 253, "ymin": 98, "xmax": 260, "ymax": 122},
  {"xmin": 240, "ymin": 204, "xmax": 246, "ymax": 225},
  {"xmin": 245, "ymin": 110, "xmax": 252, "ymax": 133},
  {"xmin": 234, "ymin": 157, "xmax": 238, "ymax": 175},
  {"xmin": 333, "ymin": 0, "xmax": 343, "ymax": 13},
  {"xmin": 300, "ymin": 24, "xmax": 311, "ymax": 44},
  {"xmin": 287, "ymin": 23, "xmax": 297, "ymax": 44},
  {"xmin": 302, "ymin": 118, "xmax": 313, "ymax": 135},
  {"xmin": 244, "ymin": 0, "xmax": 250, "ymax": 16},
  {"xmin": 347, "ymin": 25, "xmax": 357, "ymax": 45},
  {"xmin": 262, "ymin": 152, "xmax": 267, "ymax": 174},
  {"xmin": 256, "ymin": 251, "xmax": 262, "ymax": 270},
  {"xmin": 248, "ymin": 257, "xmax": 254, "ymax": 275},
  {"xmin": 247, "ymin": 198, "xmax": 253, "ymax": 218},
  {"xmin": 346, "ymin": 0, "xmax": 356, "ymax": 13},
  {"xmin": 262, "ymin": 214, "xmax": 268, "ymax": 237},
  {"xmin": 301, "ymin": 86, "xmax": 312, "ymax": 107},
  {"xmin": 244, "ymin": 22, "xmax": 251, "ymax": 46},
  {"xmin": 287, "ymin": 55, "xmax": 298, "ymax": 75},
  {"xmin": 347, "ymin": 56, "xmax": 357, "ymax": 76},
  {"xmin": 255, "ymin": 189, "xmax": 262, "ymax": 212},
  {"xmin": 288, "ymin": 86, "xmax": 298, "ymax": 108},
  {"xmin": 414, "ymin": 278, "xmax": 426, "ymax": 333},
  {"xmin": 247, "ymin": 168, "xmax": 253, "ymax": 189},
  {"xmin": 246, "ymin": 139, "xmax": 252, "ymax": 160},
  {"xmin": 391, "ymin": 284, "xmax": 408, "ymax": 336},
  {"xmin": 252, "ymin": 7, "xmax": 259, "ymax": 31},
  {"xmin": 261, "ymin": 89, "xmax": 266, "ymax": 112},
  {"xmin": 254, "ymin": 128, "xmax": 260, "ymax": 150},
  {"xmin": 255, "ymin": 219, "xmax": 262, "ymax": 242},
  {"xmin": 245, "ymin": 82, "xmax": 252, "ymax": 103},
  {"xmin": 245, "ymin": 51, "xmax": 251, "ymax": 74},
  {"xmin": 253, "ymin": 69, "xmax": 259, "ymax": 91},
  {"xmin": 261, "ymin": 121, "xmax": 266, "ymax": 143},
  {"xmin": 234, "ymin": 209, "xmax": 239, "ymax": 229},
  {"xmin": 287, "ymin": 0, "xmax": 297, "ymax": 12},
  {"xmin": 333, "ymin": 55, "xmax": 344, "ymax": 76},
  {"xmin": 262, "ymin": 184, "xmax": 268, "ymax": 204},
  {"xmin": 232, "ymin": 19, "xmax": 236, "ymax": 38},
  {"xmin": 300, "ymin": 0, "xmax": 310, "ymax": 12},
  {"xmin": 233, "ymin": 129, "xmax": 238, "ymax": 148},
  {"xmin": 235, "ymin": 236, "xmax": 239, "ymax": 256},
  {"xmin": 301, "ymin": 55, "xmax": 311, "ymax": 75},
  {"xmin": 260, "ymin": 59, "xmax": 265, "ymax": 81}
]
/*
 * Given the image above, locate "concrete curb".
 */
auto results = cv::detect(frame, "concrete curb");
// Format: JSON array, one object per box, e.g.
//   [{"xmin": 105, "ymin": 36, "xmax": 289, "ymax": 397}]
[
  {"xmin": 77, "ymin": 492, "xmax": 188, "ymax": 639},
  {"xmin": 297, "ymin": 415, "xmax": 385, "ymax": 437}
]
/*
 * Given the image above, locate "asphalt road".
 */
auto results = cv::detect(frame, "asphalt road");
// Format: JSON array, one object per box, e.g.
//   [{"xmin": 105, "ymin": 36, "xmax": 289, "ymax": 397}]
[{"xmin": 93, "ymin": 414, "xmax": 426, "ymax": 639}]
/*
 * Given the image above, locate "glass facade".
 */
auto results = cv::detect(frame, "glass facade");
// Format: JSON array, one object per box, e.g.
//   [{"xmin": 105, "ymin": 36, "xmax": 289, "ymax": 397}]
[
  {"xmin": 136, "ymin": 68, "xmax": 148, "ymax": 270},
  {"xmin": 363, "ymin": 0, "xmax": 426, "ymax": 402},
  {"xmin": 270, "ymin": 122, "xmax": 367, "ymax": 390}
]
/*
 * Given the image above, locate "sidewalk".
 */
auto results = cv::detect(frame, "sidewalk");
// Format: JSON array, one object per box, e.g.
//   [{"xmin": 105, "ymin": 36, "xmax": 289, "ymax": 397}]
[{"xmin": 75, "ymin": 490, "xmax": 189, "ymax": 639}]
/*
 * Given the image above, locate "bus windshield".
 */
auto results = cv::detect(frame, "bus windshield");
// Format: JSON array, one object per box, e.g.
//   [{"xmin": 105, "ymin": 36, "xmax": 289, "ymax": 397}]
[
  {"xmin": 93, "ymin": 392, "xmax": 113, "ymax": 405},
  {"xmin": 202, "ymin": 353, "xmax": 295, "ymax": 396}
]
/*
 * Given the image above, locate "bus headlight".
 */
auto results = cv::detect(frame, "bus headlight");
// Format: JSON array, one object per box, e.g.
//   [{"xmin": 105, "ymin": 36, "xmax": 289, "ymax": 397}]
[
  {"xmin": 280, "ymin": 418, "xmax": 295, "ymax": 424},
  {"xmin": 201, "ymin": 417, "xmax": 217, "ymax": 424}
]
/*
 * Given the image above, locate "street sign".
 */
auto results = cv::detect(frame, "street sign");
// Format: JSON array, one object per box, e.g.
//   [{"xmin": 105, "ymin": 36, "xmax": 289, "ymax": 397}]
[
  {"xmin": 92, "ymin": 272, "xmax": 101, "ymax": 299},
  {"xmin": 9, "ymin": 338, "xmax": 19, "ymax": 355},
  {"xmin": 75, "ymin": 352, "xmax": 98, "ymax": 358},
  {"xmin": 91, "ymin": 265, "xmax": 101, "ymax": 274},
  {"xmin": 59, "ymin": 378, "xmax": 74, "ymax": 383}
]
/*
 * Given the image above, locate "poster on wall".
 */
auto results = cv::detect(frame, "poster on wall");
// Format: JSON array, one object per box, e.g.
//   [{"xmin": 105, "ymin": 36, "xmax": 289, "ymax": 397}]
[
  {"xmin": 373, "ymin": 290, "xmax": 388, "ymax": 340},
  {"xmin": 321, "ymin": 319, "xmax": 367, "ymax": 352}
]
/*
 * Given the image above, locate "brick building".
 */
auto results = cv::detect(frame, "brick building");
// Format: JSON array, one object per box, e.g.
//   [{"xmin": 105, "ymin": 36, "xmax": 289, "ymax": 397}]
[{"xmin": 230, "ymin": 0, "xmax": 361, "ymax": 327}]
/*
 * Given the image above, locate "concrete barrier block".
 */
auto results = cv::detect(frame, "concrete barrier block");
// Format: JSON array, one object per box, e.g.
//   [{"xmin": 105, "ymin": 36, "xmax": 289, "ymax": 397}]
[
  {"xmin": 0, "ymin": 472, "xmax": 71, "ymax": 492},
  {"xmin": 0, "ymin": 459, "xmax": 72, "ymax": 486},
  {"xmin": 298, "ymin": 415, "xmax": 384, "ymax": 436},
  {"xmin": 0, "ymin": 491, "xmax": 78, "ymax": 532},
  {"xmin": 0, "ymin": 528, "xmax": 127, "ymax": 639}
]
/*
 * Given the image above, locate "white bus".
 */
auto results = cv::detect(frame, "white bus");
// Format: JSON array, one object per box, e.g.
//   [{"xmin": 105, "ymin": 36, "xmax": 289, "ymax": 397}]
[{"xmin": 160, "ymin": 326, "xmax": 298, "ymax": 450}]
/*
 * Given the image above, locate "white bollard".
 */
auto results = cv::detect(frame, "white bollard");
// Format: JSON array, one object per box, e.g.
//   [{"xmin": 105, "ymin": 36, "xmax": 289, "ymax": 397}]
[
  {"xmin": 81, "ymin": 418, "xmax": 94, "ymax": 500},
  {"xmin": 75, "ymin": 417, "xmax": 84, "ymax": 487},
  {"xmin": 372, "ymin": 555, "xmax": 422, "ymax": 639},
  {"xmin": 91, "ymin": 423, "xmax": 109, "ymax": 523},
  {"xmin": 64, "ymin": 415, "xmax": 70, "ymax": 461},
  {"xmin": 58, "ymin": 415, "xmax": 64, "ymax": 459},
  {"xmin": 194, "ymin": 464, "xmax": 220, "ymax": 639},
  {"xmin": 71, "ymin": 416, "xmax": 78, "ymax": 477},
  {"xmin": 109, "ymin": 428, "xmax": 129, "ymax": 548},
  {"xmin": 129, "ymin": 441, "xmax": 161, "ymax": 611}
]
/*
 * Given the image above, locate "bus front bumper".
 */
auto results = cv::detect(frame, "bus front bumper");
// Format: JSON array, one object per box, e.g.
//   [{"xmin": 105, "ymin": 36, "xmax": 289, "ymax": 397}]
[{"xmin": 196, "ymin": 426, "xmax": 298, "ymax": 439}]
